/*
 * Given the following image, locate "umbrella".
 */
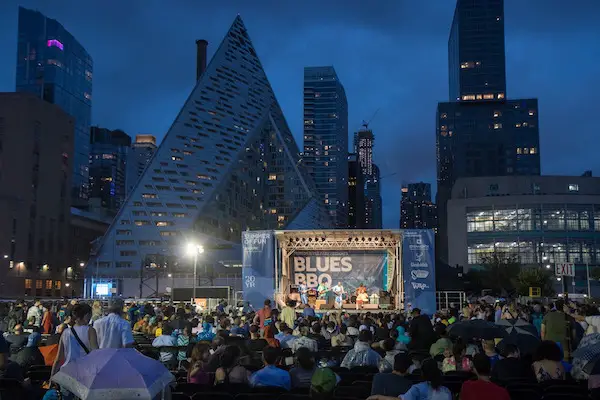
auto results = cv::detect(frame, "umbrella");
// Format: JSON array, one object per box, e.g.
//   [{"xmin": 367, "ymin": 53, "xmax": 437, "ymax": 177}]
[
  {"xmin": 52, "ymin": 348, "xmax": 174, "ymax": 400},
  {"xmin": 572, "ymin": 334, "xmax": 600, "ymax": 375},
  {"xmin": 448, "ymin": 319, "xmax": 507, "ymax": 340},
  {"xmin": 479, "ymin": 295, "xmax": 496, "ymax": 305},
  {"xmin": 495, "ymin": 319, "xmax": 540, "ymax": 355}
]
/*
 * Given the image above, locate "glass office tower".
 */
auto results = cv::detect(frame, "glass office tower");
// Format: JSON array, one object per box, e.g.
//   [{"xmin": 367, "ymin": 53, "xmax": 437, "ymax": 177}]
[{"xmin": 16, "ymin": 7, "xmax": 93, "ymax": 207}]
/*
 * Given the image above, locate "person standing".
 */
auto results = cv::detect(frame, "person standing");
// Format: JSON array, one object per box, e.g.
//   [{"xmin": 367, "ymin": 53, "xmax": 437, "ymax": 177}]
[
  {"xmin": 253, "ymin": 299, "xmax": 272, "ymax": 330},
  {"xmin": 299, "ymin": 282, "xmax": 308, "ymax": 305},
  {"xmin": 51, "ymin": 304, "xmax": 98, "ymax": 377},
  {"xmin": 93, "ymin": 298, "xmax": 135, "ymax": 349},
  {"xmin": 281, "ymin": 299, "xmax": 297, "ymax": 329},
  {"xmin": 317, "ymin": 278, "xmax": 329, "ymax": 300},
  {"xmin": 541, "ymin": 300, "xmax": 574, "ymax": 359},
  {"xmin": 332, "ymin": 282, "xmax": 344, "ymax": 310},
  {"xmin": 27, "ymin": 300, "xmax": 42, "ymax": 328},
  {"xmin": 408, "ymin": 308, "xmax": 436, "ymax": 352},
  {"xmin": 41, "ymin": 304, "xmax": 53, "ymax": 334}
]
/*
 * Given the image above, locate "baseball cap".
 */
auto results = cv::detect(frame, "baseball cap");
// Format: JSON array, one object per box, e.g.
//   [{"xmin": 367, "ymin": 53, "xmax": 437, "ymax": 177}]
[{"xmin": 310, "ymin": 368, "xmax": 337, "ymax": 394}]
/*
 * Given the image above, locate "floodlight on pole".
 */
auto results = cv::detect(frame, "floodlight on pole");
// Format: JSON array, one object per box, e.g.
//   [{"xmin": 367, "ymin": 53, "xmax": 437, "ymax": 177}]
[{"xmin": 185, "ymin": 242, "xmax": 204, "ymax": 301}]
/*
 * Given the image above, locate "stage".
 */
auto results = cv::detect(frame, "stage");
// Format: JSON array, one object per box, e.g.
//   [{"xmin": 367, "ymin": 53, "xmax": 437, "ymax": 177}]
[{"xmin": 242, "ymin": 229, "xmax": 437, "ymax": 315}]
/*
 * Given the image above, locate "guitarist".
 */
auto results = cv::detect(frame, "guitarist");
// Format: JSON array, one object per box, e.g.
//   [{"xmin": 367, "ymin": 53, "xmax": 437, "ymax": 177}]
[
  {"xmin": 317, "ymin": 277, "xmax": 330, "ymax": 300},
  {"xmin": 298, "ymin": 282, "xmax": 309, "ymax": 305}
]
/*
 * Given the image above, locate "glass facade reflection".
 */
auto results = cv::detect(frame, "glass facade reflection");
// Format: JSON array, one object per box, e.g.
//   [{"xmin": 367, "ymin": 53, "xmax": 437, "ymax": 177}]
[
  {"xmin": 466, "ymin": 204, "xmax": 600, "ymax": 266},
  {"xmin": 16, "ymin": 7, "xmax": 93, "ymax": 206}
]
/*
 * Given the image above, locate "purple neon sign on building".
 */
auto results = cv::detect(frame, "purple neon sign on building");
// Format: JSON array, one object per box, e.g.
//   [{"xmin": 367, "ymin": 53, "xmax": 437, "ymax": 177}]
[{"xmin": 47, "ymin": 39, "xmax": 64, "ymax": 51}]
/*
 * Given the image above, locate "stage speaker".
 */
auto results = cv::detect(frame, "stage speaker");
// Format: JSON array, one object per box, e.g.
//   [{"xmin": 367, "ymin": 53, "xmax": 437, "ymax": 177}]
[
  {"xmin": 315, "ymin": 300, "xmax": 326, "ymax": 310},
  {"xmin": 379, "ymin": 304, "xmax": 392, "ymax": 310},
  {"xmin": 342, "ymin": 304, "xmax": 356, "ymax": 310},
  {"xmin": 362, "ymin": 304, "xmax": 379, "ymax": 310}
]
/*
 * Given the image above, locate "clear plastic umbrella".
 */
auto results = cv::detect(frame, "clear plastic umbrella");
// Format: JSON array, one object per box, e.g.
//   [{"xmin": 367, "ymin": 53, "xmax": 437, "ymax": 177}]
[{"xmin": 52, "ymin": 348, "xmax": 174, "ymax": 400}]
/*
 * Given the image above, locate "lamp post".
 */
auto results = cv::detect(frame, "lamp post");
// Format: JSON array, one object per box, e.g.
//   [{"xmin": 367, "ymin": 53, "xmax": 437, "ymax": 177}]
[{"xmin": 186, "ymin": 242, "xmax": 204, "ymax": 301}]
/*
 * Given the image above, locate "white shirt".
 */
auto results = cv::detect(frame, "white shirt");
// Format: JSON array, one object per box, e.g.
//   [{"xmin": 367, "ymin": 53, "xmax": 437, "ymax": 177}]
[
  {"xmin": 27, "ymin": 305, "xmax": 42, "ymax": 327},
  {"xmin": 63, "ymin": 325, "xmax": 91, "ymax": 368},
  {"xmin": 93, "ymin": 313, "xmax": 134, "ymax": 349},
  {"xmin": 586, "ymin": 316, "xmax": 600, "ymax": 334}
]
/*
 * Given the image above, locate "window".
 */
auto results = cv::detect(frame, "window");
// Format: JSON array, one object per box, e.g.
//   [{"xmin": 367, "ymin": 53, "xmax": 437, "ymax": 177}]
[
  {"xmin": 529, "ymin": 110, "xmax": 536, "ymax": 116},
  {"xmin": 268, "ymin": 174, "xmax": 277, "ymax": 181},
  {"xmin": 25, "ymin": 279, "xmax": 32, "ymax": 289},
  {"xmin": 132, "ymin": 211, "xmax": 147, "ymax": 216},
  {"xmin": 142, "ymin": 193, "xmax": 157, "ymax": 199},
  {"xmin": 462, "ymin": 95, "xmax": 476, "ymax": 101},
  {"xmin": 134, "ymin": 220, "xmax": 150, "ymax": 226},
  {"xmin": 55, "ymin": 281, "xmax": 61, "ymax": 289},
  {"xmin": 45, "ymin": 280, "xmax": 53, "ymax": 290},
  {"xmin": 116, "ymin": 229, "xmax": 132, "ymax": 235},
  {"xmin": 493, "ymin": 123, "xmax": 502, "ymax": 129},
  {"xmin": 440, "ymin": 113, "xmax": 447, "ymax": 119},
  {"xmin": 569, "ymin": 184, "xmax": 579, "ymax": 193},
  {"xmin": 460, "ymin": 61, "xmax": 474, "ymax": 69},
  {"xmin": 155, "ymin": 221, "xmax": 174, "ymax": 227},
  {"xmin": 120, "ymin": 250, "xmax": 137, "ymax": 256},
  {"xmin": 497, "ymin": 93, "xmax": 505, "ymax": 99},
  {"xmin": 529, "ymin": 148, "xmax": 537, "ymax": 154},
  {"xmin": 120, "ymin": 220, "xmax": 131, "ymax": 225},
  {"xmin": 160, "ymin": 231, "xmax": 179, "ymax": 237},
  {"xmin": 483, "ymin": 94, "xmax": 494, "ymax": 100},
  {"xmin": 516, "ymin": 148, "xmax": 522, "ymax": 155},
  {"xmin": 172, "ymin": 213, "xmax": 188, "ymax": 218},
  {"xmin": 35, "ymin": 280, "xmax": 43, "ymax": 289},
  {"xmin": 493, "ymin": 111, "xmax": 501, "ymax": 118}
]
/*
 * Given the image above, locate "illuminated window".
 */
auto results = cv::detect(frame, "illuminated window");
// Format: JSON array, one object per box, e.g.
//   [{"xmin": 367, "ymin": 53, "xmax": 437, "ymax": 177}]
[
  {"xmin": 45, "ymin": 280, "xmax": 53, "ymax": 290},
  {"xmin": 55, "ymin": 281, "xmax": 61, "ymax": 289},
  {"xmin": 35, "ymin": 280, "xmax": 42, "ymax": 289},
  {"xmin": 142, "ymin": 193, "xmax": 157, "ymax": 199},
  {"xmin": 172, "ymin": 156, "xmax": 183, "ymax": 161},
  {"xmin": 102, "ymin": 154, "xmax": 114, "ymax": 160},
  {"xmin": 270, "ymin": 209, "xmax": 277, "ymax": 214},
  {"xmin": 523, "ymin": 122, "xmax": 528, "ymax": 127},
  {"xmin": 155, "ymin": 221, "xmax": 173, "ymax": 227},
  {"xmin": 462, "ymin": 95, "xmax": 476, "ymax": 101},
  {"xmin": 569, "ymin": 184, "xmax": 579, "ymax": 192},
  {"xmin": 529, "ymin": 110, "xmax": 536, "ymax": 116},
  {"xmin": 498, "ymin": 93, "xmax": 505, "ymax": 99},
  {"xmin": 460, "ymin": 62, "xmax": 474, "ymax": 69},
  {"xmin": 493, "ymin": 111, "xmax": 501, "ymax": 117},
  {"xmin": 25, "ymin": 279, "xmax": 32, "ymax": 289},
  {"xmin": 515, "ymin": 123, "xmax": 522, "ymax": 128},
  {"xmin": 325, "ymin": 199, "xmax": 329, "ymax": 204},
  {"xmin": 529, "ymin": 148, "xmax": 537, "ymax": 154},
  {"xmin": 483, "ymin": 94, "xmax": 494, "ymax": 99},
  {"xmin": 134, "ymin": 220, "xmax": 150, "ymax": 226},
  {"xmin": 494, "ymin": 123, "xmax": 502, "ymax": 129},
  {"xmin": 268, "ymin": 174, "xmax": 277, "ymax": 181},
  {"xmin": 440, "ymin": 113, "xmax": 447, "ymax": 119},
  {"xmin": 277, "ymin": 215, "xmax": 285, "ymax": 222},
  {"xmin": 517, "ymin": 148, "xmax": 522, "ymax": 154},
  {"xmin": 476, "ymin": 94, "xmax": 483, "ymax": 100},
  {"xmin": 84, "ymin": 92, "xmax": 91, "ymax": 100}
]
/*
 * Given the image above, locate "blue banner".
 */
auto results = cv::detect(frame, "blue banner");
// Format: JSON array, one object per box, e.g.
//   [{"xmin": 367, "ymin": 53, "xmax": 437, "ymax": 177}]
[
  {"xmin": 402, "ymin": 229, "xmax": 436, "ymax": 315},
  {"xmin": 242, "ymin": 231, "xmax": 275, "ymax": 309}
]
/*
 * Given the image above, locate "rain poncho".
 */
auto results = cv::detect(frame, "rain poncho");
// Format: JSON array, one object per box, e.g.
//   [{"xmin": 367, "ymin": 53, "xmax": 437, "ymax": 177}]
[
  {"xmin": 340, "ymin": 341, "xmax": 382, "ymax": 369},
  {"xmin": 197, "ymin": 323, "xmax": 215, "ymax": 342}
]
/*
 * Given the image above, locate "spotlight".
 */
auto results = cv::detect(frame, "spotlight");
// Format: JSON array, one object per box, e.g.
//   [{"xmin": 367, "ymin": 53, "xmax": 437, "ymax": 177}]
[
  {"xmin": 374, "ymin": 237, "xmax": 379, "ymax": 241},
  {"xmin": 308, "ymin": 238, "xmax": 313, "ymax": 242},
  {"xmin": 361, "ymin": 237, "xmax": 365, "ymax": 242},
  {"xmin": 368, "ymin": 237, "xmax": 372, "ymax": 242}
]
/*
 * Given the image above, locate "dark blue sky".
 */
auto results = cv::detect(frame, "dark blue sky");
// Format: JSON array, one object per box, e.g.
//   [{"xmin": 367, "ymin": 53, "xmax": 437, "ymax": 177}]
[{"xmin": 1, "ymin": 1, "xmax": 599, "ymax": 228}]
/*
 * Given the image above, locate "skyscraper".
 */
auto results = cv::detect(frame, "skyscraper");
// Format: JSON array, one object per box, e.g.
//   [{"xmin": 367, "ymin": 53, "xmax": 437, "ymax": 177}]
[
  {"xmin": 88, "ymin": 127, "xmax": 132, "ymax": 215},
  {"xmin": 126, "ymin": 135, "xmax": 157, "ymax": 195},
  {"xmin": 303, "ymin": 66, "xmax": 349, "ymax": 228},
  {"xmin": 436, "ymin": 0, "xmax": 540, "ymax": 261},
  {"xmin": 400, "ymin": 182, "xmax": 438, "ymax": 230},
  {"xmin": 347, "ymin": 153, "xmax": 365, "ymax": 228},
  {"xmin": 87, "ymin": 16, "xmax": 329, "ymax": 296},
  {"xmin": 0, "ymin": 92, "xmax": 74, "ymax": 297},
  {"xmin": 448, "ymin": 0, "xmax": 506, "ymax": 102},
  {"xmin": 365, "ymin": 164, "xmax": 382, "ymax": 229},
  {"xmin": 355, "ymin": 128, "xmax": 374, "ymax": 178},
  {"xmin": 16, "ymin": 7, "xmax": 93, "ymax": 208}
]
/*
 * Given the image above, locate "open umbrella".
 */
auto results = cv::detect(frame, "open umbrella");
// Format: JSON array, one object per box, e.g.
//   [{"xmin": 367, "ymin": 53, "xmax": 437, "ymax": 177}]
[
  {"xmin": 495, "ymin": 318, "xmax": 540, "ymax": 355},
  {"xmin": 572, "ymin": 334, "xmax": 600, "ymax": 376},
  {"xmin": 52, "ymin": 348, "xmax": 174, "ymax": 400},
  {"xmin": 448, "ymin": 319, "xmax": 506, "ymax": 340}
]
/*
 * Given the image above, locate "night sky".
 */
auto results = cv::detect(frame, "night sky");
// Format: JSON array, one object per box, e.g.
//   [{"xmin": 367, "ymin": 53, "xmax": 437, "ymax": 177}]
[{"xmin": 0, "ymin": 1, "xmax": 599, "ymax": 229}]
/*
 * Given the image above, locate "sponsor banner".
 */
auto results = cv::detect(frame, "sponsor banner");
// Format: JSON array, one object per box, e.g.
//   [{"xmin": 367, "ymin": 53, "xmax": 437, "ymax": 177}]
[
  {"xmin": 290, "ymin": 250, "xmax": 387, "ymax": 294},
  {"xmin": 242, "ymin": 231, "xmax": 275, "ymax": 309},
  {"xmin": 402, "ymin": 229, "xmax": 436, "ymax": 315}
]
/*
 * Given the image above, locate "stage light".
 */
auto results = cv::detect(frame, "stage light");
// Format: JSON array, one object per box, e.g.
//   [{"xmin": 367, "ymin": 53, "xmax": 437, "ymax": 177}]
[
  {"xmin": 321, "ymin": 237, "xmax": 326, "ymax": 242},
  {"xmin": 361, "ymin": 237, "xmax": 365, "ymax": 242},
  {"xmin": 348, "ymin": 238, "xmax": 352, "ymax": 242},
  {"xmin": 368, "ymin": 237, "xmax": 372, "ymax": 242},
  {"xmin": 374, "ymin": 237, "xmax": 379, "ymax": 241},
  {"xmin": 308, "ymin": 238, "xmax": 313, "ymax": 242}
]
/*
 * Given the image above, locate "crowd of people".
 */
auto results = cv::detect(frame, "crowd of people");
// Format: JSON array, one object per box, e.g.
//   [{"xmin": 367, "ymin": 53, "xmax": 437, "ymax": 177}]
[{"xmin": 0, "ymin": 296, "xmax": 600, "ymax": 399}]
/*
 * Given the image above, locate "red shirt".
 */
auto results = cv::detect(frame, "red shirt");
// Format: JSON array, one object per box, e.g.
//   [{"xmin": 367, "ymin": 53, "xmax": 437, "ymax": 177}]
[
  {"xmin": 460, "ymin": 379, "xmax": 510, "ymax": 400},
  {"xmin": 257, "ymin": 307, "xmax": 271, "ymax": 328}
]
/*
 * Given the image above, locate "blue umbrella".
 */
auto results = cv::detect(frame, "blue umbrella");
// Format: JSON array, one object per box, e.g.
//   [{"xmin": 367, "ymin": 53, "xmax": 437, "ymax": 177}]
[{"xmin": 52, "ymin": 348, "xmax": 174, "ymax": 400}]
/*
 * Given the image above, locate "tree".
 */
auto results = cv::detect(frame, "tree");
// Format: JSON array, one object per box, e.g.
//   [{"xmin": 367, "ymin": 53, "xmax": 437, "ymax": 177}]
[
  {"xmin": 515, "ymin": 267, "xmax": 555, "ymax": 297},
  {"xmin": 479, "ymin": 253, "xmax": 521, "ymax": 296}
]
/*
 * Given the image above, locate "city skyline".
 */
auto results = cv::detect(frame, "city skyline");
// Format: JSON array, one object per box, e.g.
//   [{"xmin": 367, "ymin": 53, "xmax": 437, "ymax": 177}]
[{"xmin": 0, "ymin": 1, "xmax": 599, "ymax": 228}]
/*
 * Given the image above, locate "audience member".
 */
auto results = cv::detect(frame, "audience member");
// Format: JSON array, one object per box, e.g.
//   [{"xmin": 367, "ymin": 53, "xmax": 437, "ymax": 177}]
[
  {"xmin": 93, "ymin": 298, "xmax": 134, "ymax": 349},
  {"xmin": 340, "ymin": 329, "xmax": 381, "ymax": 369},
  {"xmin": 249, "ymin": 346, "xmax": 291, "ymax": 390},
  {"xmin": 371, "ymin": 352, "xmax": 413, "ymax": 397},
  {"xmin": 378, "ymin": 338, "xmax": 402, "ymax": 373},
  {"xmin": 215, "ymin": 345, "xmax": 250, "ymax": 385},
  {"xmin": 5, "ymin": 324, "xmax": 28, "ymax": 355},
  {"xmin": 289, "ymin": 347, "xmax": 317, "ymax": 389},
  {"xmin": 153, "ymin": 325, "xmax": 177, "ymax": 369},
  {"xmin": 442, "ymin": 341, "xmax": 472, "ymax": 373},
  {"xmin": 187, "ymin": 342, "xmax": 211, "ymax": 384},
  {"xmin": 491, "ymin": 344, "xmax": 533, "ymax": 382},
  {"xmin": 532, "ymin": 340, "xmax": 565, "ymax": 382},
  {"xmin": 292, "ymin": 326, "xmax": 318, "ymax": 354},
  {"xmin": 408, "ymin": 308, "xmax": 436, "ymax": 352},
  {"xmin": 247, "ymin": 324, "xmax": 269, "ymax": 352},
  {"xmin": 331, "ymin": 324, "xmax": 354, "ymax": 347},
  {"xmin": 310, "ymin": 367, "xmax": 337, "ymax": 400},
  {"xmin": 460, "ymin": 354, "xmax": 510, "ymax": 400},
  {"xmin": 11, "ymin": 331, "xmax": 44, "ymax": 371}
]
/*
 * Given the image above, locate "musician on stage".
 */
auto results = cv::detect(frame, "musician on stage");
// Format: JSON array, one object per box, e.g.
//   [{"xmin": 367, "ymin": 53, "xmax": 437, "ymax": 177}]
[
  {"xmin": 332, "ymin": 281, "xmax": 344, "ymax": 309},
  {"xmin": 298, "ymin": 282, "xmax": 308, "ymax": 305},
  {"xmin": 317, "ymin": 277, "xmax": 329, "ymax": 300},
  {"xmin": 356, "ymin": 283, "xmax": 369, "ymax": 307}
]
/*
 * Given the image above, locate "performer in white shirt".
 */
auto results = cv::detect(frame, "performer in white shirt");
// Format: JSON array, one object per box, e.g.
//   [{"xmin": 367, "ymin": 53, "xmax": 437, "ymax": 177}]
[{"xmin": 332, "ymin": 282, "xmax": 344, "ymax": 309}]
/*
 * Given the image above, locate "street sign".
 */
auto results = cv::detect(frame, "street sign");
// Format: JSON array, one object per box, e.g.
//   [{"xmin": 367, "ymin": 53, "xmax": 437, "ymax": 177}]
[
  {"xmin": 555, "ymin": 262, "xmax": 575, "ymax": 277},
  {"xmin": 529, "ymin": 287, "xmax": 541, "ymax": 297}
]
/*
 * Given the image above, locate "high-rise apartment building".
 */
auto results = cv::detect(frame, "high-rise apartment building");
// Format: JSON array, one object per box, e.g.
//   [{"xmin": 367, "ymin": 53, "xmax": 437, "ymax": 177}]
[
  {"xmin": 87, "ymin": 17, "xmax": 329, "ymax": 297},
  {"xmin": 89, "ymin": 127, "xmax": 132, "ymax": 215},
  {"xmin": 365, "ymin": 164, "xmax": 383, "ymax": 229},
  {"xmin": 436, "ymin": 0, "xmax": 540, "ymax": 261},
  {"xmin": 126, "ymin": 135, "xmax": 157, "ymax": 195},
  {"xmin": 16, "ymin": 7, "xmax": 93, "ymax": 208},
  {"xmin": 449, "ymin": 0, "xmax": 506, "ymax": 102},
  {"xmin": 0, "ymin": 93, "xmax": 74, "ymax": 297},
  {"xmin": 348, "ymin": 153, "xmax": 365, "ymax": 228},
  {"xmin": 303, "ymin": 66, "xmax": 349, "ymax": 228},
  {"xmin": 400, "ymin": 182, "xmax": 438, "ymax": 230}
]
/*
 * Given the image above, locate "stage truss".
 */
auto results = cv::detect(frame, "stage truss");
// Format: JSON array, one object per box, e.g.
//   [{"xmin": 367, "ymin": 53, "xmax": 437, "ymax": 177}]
[{"xmin": 274, "ymin": 230, "xmax": 403, "ymax": 309}]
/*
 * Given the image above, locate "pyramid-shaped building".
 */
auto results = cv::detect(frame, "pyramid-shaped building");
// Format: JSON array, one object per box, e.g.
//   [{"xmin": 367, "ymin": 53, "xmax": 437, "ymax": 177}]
[{"xmin": 87, "ymin": 16, "xmax": 330, "ymax": 293}]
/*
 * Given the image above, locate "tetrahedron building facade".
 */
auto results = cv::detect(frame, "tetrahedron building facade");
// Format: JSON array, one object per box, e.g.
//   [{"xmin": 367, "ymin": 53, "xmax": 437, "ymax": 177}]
[{"xmin": 87, "ymin": 16, "xmax": 330, "ymax": 289}]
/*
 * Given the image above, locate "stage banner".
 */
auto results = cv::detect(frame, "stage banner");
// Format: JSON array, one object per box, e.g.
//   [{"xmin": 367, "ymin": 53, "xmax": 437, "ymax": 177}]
[
  {"xmin": 290, "ymin": 250, "xmax": 387, "ymax": 294},
  {"xmin": 402, "ymin": 229, "xmax": 436, "ymax": 315},
  {"xmin": 242, "ymin": 231, "xmax": 275, "ymax": 309}
]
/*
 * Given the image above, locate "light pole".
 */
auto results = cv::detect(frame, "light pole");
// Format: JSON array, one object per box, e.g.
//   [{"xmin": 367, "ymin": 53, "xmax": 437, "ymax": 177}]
[{"xmin": 186, "ymin": 242, "xmax": 204, "ymax": 301}]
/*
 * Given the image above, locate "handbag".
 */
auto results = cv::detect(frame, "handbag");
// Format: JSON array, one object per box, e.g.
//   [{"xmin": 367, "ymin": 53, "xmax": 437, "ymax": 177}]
[{"xmin": 70, "ymin": 326, "xmax": 90, "ymax": 354}]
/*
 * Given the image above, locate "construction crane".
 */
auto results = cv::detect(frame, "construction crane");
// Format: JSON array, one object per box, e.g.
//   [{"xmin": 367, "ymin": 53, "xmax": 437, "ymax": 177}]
[{"xmin": 361, "ymin": 108, "xmax": 380, "ymax": 130}]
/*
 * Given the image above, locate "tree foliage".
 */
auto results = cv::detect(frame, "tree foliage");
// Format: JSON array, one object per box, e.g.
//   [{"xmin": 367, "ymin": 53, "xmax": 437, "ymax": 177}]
[
  {"xmin": 478, "ymin": 253, "xmax": 521, "ymax": 296},
  {"xmin": 515, "ymin": 267, "xmax": 555, "ymax": 297}
]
